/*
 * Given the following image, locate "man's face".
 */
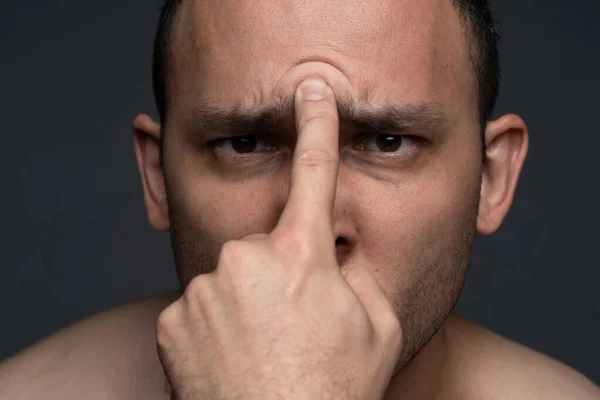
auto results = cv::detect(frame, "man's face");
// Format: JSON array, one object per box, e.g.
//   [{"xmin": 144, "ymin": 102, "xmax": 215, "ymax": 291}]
[{"xmin": 161, "ymin": 0, "xmax": 482, "ymax": 369}]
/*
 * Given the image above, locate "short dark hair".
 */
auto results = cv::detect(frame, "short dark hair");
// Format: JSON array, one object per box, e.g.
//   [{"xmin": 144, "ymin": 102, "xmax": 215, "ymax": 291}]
[{"xmin": 152, "ymin": 0, "xmax": 500, "ymax": 147}]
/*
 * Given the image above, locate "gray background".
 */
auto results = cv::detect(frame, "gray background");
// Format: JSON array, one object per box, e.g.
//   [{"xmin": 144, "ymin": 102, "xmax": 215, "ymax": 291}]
[{"xmin": 1, "ymin": 0, "xmax": 598, "ymax": 385}]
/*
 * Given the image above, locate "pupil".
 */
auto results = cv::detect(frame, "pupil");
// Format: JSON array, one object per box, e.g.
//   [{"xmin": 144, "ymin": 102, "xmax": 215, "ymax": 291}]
[
  {"xmin": 232, "ymin": 135, "xmax": 258, "ymax": 153},
  {"xmin": 376, "ymin": 135, "xmax": 401, "ymax": 152}
]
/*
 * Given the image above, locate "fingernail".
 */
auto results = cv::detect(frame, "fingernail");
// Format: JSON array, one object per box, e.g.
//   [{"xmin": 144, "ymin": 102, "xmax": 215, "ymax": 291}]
[{"xmin": 300, "ymin": 78, "xmax": 328, "ymax": 101}]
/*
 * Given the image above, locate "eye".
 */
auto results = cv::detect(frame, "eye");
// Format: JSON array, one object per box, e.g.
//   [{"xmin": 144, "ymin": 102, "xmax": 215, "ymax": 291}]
[
  {"xmin": 357, "ymin": 134, "xmax": 415, "ymax": 153},
  {"xmin": 213, "ymin": 135, "xmax": 275, "ymax": 156}
]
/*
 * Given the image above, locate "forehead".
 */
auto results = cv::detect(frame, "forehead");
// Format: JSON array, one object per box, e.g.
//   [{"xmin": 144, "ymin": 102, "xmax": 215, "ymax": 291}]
[{"xmin": 168, "ymin": 0, "xmax": 475, "ymax": 122}]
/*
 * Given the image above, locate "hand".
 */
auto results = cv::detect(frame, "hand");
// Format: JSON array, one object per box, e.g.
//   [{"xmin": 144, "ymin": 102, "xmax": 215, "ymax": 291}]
[{"xmin": 156, "ymin": 78, "xmax": 403, "ymax": 400}]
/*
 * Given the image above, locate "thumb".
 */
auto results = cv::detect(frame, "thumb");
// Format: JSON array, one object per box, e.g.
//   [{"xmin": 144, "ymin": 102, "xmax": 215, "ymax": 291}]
[
  {"xmin": 341, "ymin": 263, "xmax": 403, "ymax": 386},
  {"xmin": 340, "ymin": 263, "xmax": 395, "ymax": 328}
]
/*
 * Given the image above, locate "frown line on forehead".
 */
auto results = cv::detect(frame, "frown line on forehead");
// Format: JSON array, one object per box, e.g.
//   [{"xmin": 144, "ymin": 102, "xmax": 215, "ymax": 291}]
[{"xmin": 183, "ymin": 93, "xmax": 451, "ymax": 137}]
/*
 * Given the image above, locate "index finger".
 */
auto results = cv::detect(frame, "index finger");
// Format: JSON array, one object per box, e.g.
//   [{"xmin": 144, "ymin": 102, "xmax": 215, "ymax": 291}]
[{"xmin": 275, "ymin": 78, "xmax": 340, "ymax": 236}]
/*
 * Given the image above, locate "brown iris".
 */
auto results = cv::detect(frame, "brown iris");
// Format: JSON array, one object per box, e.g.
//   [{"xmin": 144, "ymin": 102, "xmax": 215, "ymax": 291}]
[
  {"xmin": 231, "ymin": 135, "xmax": 258, "ymax": 153},
  {"xmin": 375, "ymin": 135, "xmax": 403, "ymax": 152}
]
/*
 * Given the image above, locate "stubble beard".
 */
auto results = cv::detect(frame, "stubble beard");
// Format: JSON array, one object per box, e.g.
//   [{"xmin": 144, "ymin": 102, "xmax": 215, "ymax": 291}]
[{"xmin": 166, "ymin": 178, "xmax": 481, "ymax": 381}]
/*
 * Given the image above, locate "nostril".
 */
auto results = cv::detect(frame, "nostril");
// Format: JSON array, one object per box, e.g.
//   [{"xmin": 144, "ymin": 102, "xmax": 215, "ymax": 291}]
[
  {"xmin": 335, "ymin": 237, "xmax": 350, "ymax": 266},
  {"xmin": 335, "ymin": 237, "xmax": 347, "ymax": 246}
]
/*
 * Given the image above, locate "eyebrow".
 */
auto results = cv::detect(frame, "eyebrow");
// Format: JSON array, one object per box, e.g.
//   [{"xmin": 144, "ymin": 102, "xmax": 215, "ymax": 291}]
[{"xmin": 184, "ymin": 93, "xmax": 450, "ymax": 138}]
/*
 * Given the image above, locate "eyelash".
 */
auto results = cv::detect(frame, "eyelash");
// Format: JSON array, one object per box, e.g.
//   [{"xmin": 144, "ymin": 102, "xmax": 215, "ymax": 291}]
[
  {"xmin": 210, "ymin": 133, "xmax": 421, "ymax": 158},
  {"xmin": 211, "ymin": 135, "xmax": 277, "ymax": 159},
  {"xmin": 354, "ymin": 132, "xmax": 420, "ymax": 154}
]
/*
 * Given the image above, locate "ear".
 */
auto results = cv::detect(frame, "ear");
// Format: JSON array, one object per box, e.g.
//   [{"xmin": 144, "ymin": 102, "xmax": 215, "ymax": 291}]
[
  {"xmin": 477, "ymin": 114, "xmax": 529, "ymax": 235},
  {"xmin": 133, "ymin": 114, "xmax": 170, "ymax": 232}
]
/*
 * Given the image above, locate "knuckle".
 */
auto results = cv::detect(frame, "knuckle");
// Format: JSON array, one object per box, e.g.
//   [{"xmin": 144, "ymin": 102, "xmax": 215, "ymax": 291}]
[
  {"xmin": 218, "ymin": 240, "xmax": 246, "ymax": 266},
  {"xmin": 294, "ymin": 148, "xmax": 338, "ymax": 168},
  {"xmin": 217, "ymin": 239, "xmax": 268, "ymax": 283},
  {"xmin": 298, "ymin": 110, "xmax": 335, "ymax": 131},
  {"xmin": 273, "ymin": 233, "xmax": 315, "ymax": 267},
  {"xmin": 156, "ymin": 302, "xmax": 179, "ymax": 338},
  {"xmin": 183, "ymin": 273, "xmax": 211, "ymax": 303}
]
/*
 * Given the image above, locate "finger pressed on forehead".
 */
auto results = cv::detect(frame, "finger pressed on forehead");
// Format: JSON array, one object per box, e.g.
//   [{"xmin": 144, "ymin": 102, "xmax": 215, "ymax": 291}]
[
  {"xmin": 166, "ymin": 0, "xmax": 476, "ymax": 130},
  {"xmin": 178, "ymin": 84, "xmax": 452, "ymax": 150},
  {"xmin": 272, "ymin": 78, "xmax": 340, "ymax": 250}
]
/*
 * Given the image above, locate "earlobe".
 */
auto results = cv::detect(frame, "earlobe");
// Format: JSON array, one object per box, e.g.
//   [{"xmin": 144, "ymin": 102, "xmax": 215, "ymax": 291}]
[
  {"xmin": 133, "ymin": 114, "xmax": 170, "ymax": 232},
  {"xmin": 477, "ymin": 114, "xmax": 529, "ymax": 235}
]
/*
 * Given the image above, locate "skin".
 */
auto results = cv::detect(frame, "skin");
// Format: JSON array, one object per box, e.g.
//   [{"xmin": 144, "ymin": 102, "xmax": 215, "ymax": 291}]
[
  {"xmin": 146, "ymin": 0, "xmax": 506, "ymax": 387},
  {"xmin": 1, "ymin": 0, "xmax": 599, "ymax": 399},
  {"xmin": 156, "ymin": 79, "xmax": 405, "ymax": 400}
]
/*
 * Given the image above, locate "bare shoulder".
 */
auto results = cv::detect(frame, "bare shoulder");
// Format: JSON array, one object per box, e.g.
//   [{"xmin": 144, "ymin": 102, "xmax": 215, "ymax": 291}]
[
  {"xmin": 0, "ymin": 291, "xmax": 179, "ymax": 400},
  {"xmin": 446, "ymin": 313, "xmax": 600, "ymax": 400}
]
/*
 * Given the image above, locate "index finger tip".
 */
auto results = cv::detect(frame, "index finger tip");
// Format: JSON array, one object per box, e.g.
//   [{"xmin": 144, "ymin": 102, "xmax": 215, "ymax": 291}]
[{"xmin": 296, "ymin": 78, "xmax": 333, "ymax": 102}]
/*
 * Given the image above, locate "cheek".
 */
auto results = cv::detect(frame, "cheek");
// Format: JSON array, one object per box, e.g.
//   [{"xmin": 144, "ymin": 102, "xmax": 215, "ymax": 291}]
[
  {"xmin": 351, "ymin": 164, "xmax": 480, "ymax": 303},
  {"xmin": 172, "ymin": 174, "xmax": 287, "ymax": 244},
  {"xmin": 167, "ymin": 171, "xmax": 289, "ymax": 285}
]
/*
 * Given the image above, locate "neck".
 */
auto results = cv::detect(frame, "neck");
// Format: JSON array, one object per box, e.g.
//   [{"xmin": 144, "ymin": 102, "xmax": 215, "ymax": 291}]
[{"xmin": 383, "ymin": 314, "xmax": 455, "ymax": 400}]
